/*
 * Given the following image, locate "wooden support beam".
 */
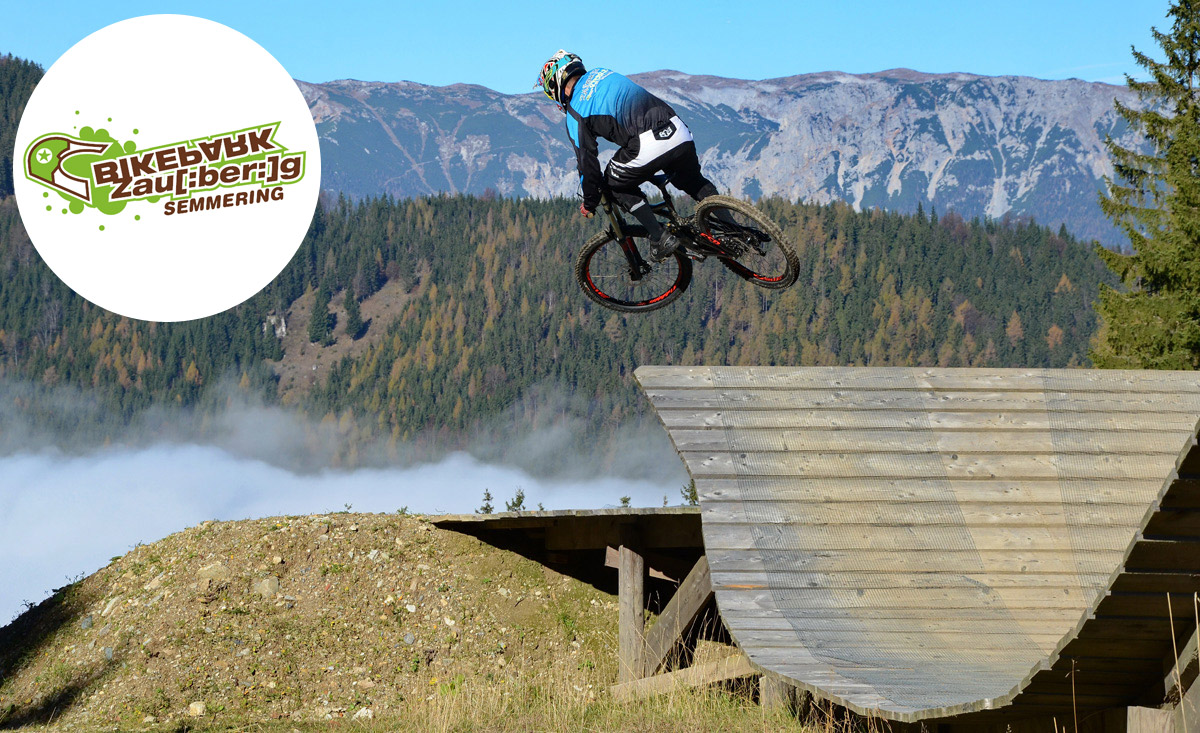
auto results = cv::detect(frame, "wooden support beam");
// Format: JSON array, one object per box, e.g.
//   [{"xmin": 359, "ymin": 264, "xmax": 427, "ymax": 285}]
[
  {"xmin": 603, "ymin": 546, "xmax": 680, "ymax": 582},
  {"xmin": 759, "ymin": 674, "xmax": 793, "ymax": 710},
  {"xmin": 1102, "ymin": 706, "xmax": 1175, "ymax": 732},
  {"xmin": 1163, "ymin": 618, "xmax": 1199, "ymax": 704},
  {"xmin": 643, "ymin": 555, "xmax": 713, "ymax": 675},
  {"xmin": 618, "ymin": 533, "xmax": 646, "ymax": 684},
  {"xmin": 610, "ymin": 654, "xmax": 756, "ymax": 701}
]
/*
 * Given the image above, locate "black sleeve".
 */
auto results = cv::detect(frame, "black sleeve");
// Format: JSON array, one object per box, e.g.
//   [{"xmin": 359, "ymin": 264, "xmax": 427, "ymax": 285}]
[{"xmin": 566, "ymin": 105, "xmax": 604, "ymax": 211}]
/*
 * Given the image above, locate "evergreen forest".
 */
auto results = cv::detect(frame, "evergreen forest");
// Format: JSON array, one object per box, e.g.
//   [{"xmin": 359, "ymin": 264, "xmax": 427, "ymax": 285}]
[{"xmin": 0, "ymin": 52, "xmax": 1121, "ymax": 470}]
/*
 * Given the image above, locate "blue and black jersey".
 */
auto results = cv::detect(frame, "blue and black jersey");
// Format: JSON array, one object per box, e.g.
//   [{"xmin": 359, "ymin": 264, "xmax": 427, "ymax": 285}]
[{"xmin": 563, "ymin": 68, "xmax": 679, "ymax": 210}]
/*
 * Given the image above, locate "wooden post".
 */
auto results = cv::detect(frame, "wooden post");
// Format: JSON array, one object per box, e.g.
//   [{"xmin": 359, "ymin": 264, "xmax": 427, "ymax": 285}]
[
  {"xmin": 611, "ymin": 654, "xmax": 755, "ymax": 701},
  {"xmin": 643, "ymin": 555, "xmax": 713, "ymax": 675},
  {"xmin": 1103, "ymin": 706, "xmax": 1175, "ymax": 732},
  {"xmin": 618, "ymin": 530, "xmax": 646, "ymax": 683},
  {"xmin": 760, "ymin": 674, "xmax": 792, "ymax": 710}
]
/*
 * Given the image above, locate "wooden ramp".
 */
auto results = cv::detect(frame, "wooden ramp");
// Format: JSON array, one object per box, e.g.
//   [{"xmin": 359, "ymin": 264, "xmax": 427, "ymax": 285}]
[{"xmin": 635, "ymin": 366, "xmax": 1200, "ymax": 723}]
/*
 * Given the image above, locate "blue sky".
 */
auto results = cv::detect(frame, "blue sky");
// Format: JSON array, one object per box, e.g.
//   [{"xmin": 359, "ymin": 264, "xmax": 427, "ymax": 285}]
[{"xmin": 0, "ymin": 1, "xmax": 1165, "ymax": 93}]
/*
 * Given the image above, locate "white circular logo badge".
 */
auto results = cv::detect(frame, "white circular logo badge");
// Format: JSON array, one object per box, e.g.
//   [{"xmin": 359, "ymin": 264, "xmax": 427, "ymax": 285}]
[{"xmin": 14, "ymin": 15, "xmax": 321, "ymax": 322}]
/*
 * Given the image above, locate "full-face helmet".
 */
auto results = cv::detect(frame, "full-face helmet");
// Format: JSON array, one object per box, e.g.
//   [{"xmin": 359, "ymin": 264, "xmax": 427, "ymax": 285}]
[{"xmin": 537, "ymin": 50, "xmax": 585, "ymax": 110}]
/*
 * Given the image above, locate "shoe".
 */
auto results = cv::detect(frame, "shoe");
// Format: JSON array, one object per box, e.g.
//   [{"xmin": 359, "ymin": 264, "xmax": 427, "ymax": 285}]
[{"xmin": 649, "ymin": 232, "xmax": 682, "ymax": 261}]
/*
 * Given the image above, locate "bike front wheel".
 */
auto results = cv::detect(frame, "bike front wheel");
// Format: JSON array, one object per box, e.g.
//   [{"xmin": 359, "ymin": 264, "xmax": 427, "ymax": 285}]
[
  {"xmin": 695, "ymin": 195, "xmax": 799, "ymax": 289},
  {"xmin": 574, "ymin": 228, "xmax": 692, "ymax": 313}
]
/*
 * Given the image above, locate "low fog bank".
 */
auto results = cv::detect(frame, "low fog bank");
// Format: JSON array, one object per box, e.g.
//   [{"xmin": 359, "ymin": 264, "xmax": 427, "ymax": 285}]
[
  {"xmin": 0, "ymin": 379, "xmax": 683, "ymax": 483},
  {"xmin": 0, "ymin": 444, "xmax": 688, "ymax": 625}
]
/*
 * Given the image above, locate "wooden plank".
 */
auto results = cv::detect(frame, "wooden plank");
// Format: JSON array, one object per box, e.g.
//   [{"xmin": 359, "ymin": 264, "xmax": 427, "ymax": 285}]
[
  {"xmin": 1126, "ymin": 540, "xmax": 1200, "ymax": 572},
  {"xmin": 703, "ymin": 523, "xmax": 1139, "ymax": 552},
  {"xmin": 1096, "ymin": 592, "xmax": 1200, "ymax": 618},
  {"xmin": 643, "ymin": 387, "xmax": 1200, "ymax": 413},
  {"xmin": 1143, "ymin": 510, "xmax": 1200, "ymax": 539},
  {"xmin": 713, "ymin": 569, "xmax": 1113, "ymax": 591},
  {"xmin": 670, "ymin": 428, "xmax": 1189, "ymax": 455},
  {"xmin": 715, "ymin": 585, "xmax": 1098, "ymax": 611},
  {"xmin": 1181, "ymin": 448, "xmax": 1200, "ymax": 475},
  {"xmin": 700, "ymin": 477, "xmax": 1168, "ymax": 505},
  {"xmin": 1162, "ymin": 480, "xmax": 1200, "ymax": 508},
  {"xmin": 729, "ymin": 628, "xmax": 1065, "ymax": 650},
  {"xmin": 432, "ymin": 506, "xmax": 698, "ymax": 525},
  {"xmin": 1026, "ymin": 671, "xmax": 1155, "ymax": 692},
  {"xmin": 618, "ymin": 541, "xmax": 646, "ymax": 684},
  {"xmin": 730, "ymin": 616, "xmax": 1084, "ymax": 635},
  {"xmin": 703, "ymin": 500, "xmax": 1151, "ymax": 528},
  {"xmin": 1110, "ymin": 572, "xmax": 1200, "ymax": 594},
  {"xmin": 609, "ymin": 654, "xmax": 756, "ymax": 701},
  {"xmin": 643, "ymin": 556, "xmax": 713, "ymax": 675},
  {"xmin": 684, "ymin": 451, "xmax": 1182, "ymax": 481},
  {"xmin": 721, "ymin": 606, "xmax": 1086, "ymax": 621},
  {"xmin": 656, "ymin": 408, "xmax": 1200, "ymax": 432},
  {"xmin": 544, "ymin": 517, "xmax": 701, "ymax": 550},
  {"xmin": 633, "ymin": 365, "xmax": 1200, "ymax": 393},
  {"xmin": 1054, "ymin": 637, "xmax": 1172, "ymax": 660},
  {"xmin": 1027, "ymin": 676, "xmax": 1147, "ymax": 695},
  {"xmin": 708, "ymin": 548, "xmax": 1128, "ymax": 574}
]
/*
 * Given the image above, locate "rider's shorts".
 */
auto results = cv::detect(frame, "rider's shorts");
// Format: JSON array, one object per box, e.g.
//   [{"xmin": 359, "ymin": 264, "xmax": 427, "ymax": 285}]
[{"xmin": 606, "ymin": 116, "xmax": 694, "ymax": 184}]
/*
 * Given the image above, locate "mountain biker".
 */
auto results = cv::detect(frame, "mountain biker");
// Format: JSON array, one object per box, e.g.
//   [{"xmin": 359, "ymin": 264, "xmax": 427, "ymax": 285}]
[{"xmin": 537, "ymin": 50, "xmax": 725, "ymax": 261}]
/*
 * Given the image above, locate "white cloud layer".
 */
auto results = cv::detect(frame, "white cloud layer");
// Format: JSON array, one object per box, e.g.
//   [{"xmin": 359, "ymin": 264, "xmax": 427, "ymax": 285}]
[{"xmin": 0, "ymin": 446, "xmax": 684, "ymax": 624}]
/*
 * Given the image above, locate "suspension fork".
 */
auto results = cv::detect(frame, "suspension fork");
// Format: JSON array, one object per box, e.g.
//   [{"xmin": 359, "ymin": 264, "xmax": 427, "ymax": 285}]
[{"xmin": 602, "ymin": 196, "xmax": 651, "ymax": 280}]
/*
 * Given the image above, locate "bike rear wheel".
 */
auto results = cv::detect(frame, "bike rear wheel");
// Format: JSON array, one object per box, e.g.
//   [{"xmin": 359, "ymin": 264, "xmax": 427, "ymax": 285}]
[
  {"xmin": 574, "ymin": 228, "xmax": 692, "ymax": 313},
  {"xmin": 695, "ymin": 195, "xmax": 798, "ymax": 289}
]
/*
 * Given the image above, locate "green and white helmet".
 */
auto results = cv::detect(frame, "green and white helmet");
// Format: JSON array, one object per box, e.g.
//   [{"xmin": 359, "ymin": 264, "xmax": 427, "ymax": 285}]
[{"xmin": 537, "ymin": 50, "xmax": 585, "ymax": 110}]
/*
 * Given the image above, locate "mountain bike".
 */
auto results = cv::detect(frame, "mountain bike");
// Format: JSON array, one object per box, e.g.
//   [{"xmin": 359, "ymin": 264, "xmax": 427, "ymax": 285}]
[{"xmin": 573, "ymin": 174, "xmax": 799, "ymax": 313}]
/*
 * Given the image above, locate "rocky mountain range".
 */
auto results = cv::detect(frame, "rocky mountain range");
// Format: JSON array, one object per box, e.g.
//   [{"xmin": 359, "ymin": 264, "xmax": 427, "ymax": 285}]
[{"xmin": 299, "ymin": 68, "xmax": 1141, "ymax": 246}]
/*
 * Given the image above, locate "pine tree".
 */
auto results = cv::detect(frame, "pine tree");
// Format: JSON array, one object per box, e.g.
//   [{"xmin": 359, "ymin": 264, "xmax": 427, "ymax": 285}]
[
  {"xmin": 307, "ymin": 284, "xmax": 334, "ymax": 345},
  {"xmin": 1093, "ymin": 1, "xmax": 1200, "ymax": 368},
  {"xmin": 505, "ymin": 488, "xmax": 525, "ymax": 512},
  {"xmin": 344, "ymin": 287, "xmax": 364, "ymax": 339},
  {"xmin": 680, "ymin": 479, "xmax": 699, "ymax": 506},
  {"xmin": 477, "ymin": 489, "xmax": 494, "ymax": 514}
]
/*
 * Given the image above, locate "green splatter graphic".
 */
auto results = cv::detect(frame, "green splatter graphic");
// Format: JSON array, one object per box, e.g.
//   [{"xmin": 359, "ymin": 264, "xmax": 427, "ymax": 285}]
[
  {"xmin": 98, "ymin": 225, "xmax": 105, "ymax": 231},
  {"xmin": 134, "ymin": 215, "xmax": 141, "ymax": 221},
  {"xmin": 27, "ymin": 125, "xmax": 139, "ymax": 217},
  {"xmin": 45, "ymin": 205, "xmax": 51, "ymax": 211}
]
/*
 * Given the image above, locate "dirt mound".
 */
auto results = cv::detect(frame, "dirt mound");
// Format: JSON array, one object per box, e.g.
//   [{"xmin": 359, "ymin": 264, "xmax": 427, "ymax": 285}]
[{"xmin": 0, "ymin": 513, "xmax": 620, "ymax": 729}]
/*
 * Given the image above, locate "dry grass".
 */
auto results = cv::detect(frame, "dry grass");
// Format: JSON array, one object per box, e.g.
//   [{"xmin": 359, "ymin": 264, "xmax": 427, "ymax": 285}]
[{"xmin": 2, "ymin": 513, "xmax": 896, "ymax": 732}]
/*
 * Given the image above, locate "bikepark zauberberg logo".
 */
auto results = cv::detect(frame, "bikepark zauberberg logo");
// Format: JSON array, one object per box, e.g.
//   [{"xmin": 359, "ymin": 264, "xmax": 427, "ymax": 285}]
[
  {"xmin": 24, "ymin": 122, "xmax": 306, "ymax": 219},
  {"xmin": 13, "ymin": 14, "xmax": 321, "ymax": 322}
]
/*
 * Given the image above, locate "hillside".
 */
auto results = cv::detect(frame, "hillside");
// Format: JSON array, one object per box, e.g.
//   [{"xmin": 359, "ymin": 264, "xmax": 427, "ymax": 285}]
[
  {"xmin": 0, "ymin": 513, "xmax": 797, "ymax": 732},
  {"xmin": 0, "ymin": 194, "xmax": 1117, "ymax": 473},
  {"xmin": 301, "ymin": 69, "xmax": 1142, "ymax": 244}
]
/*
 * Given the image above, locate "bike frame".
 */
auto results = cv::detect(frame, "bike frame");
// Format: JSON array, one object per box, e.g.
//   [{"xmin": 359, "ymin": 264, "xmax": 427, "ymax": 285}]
[{"xmin": 597, "ymin": 174, "xmax": 739, "ymax": 278}]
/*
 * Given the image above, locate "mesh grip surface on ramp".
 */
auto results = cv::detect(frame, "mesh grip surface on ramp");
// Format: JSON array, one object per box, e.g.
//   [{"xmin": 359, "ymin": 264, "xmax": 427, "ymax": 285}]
[{"xmin": 635, "ymin": 366, "xmax": 1200, "ymax": 722}]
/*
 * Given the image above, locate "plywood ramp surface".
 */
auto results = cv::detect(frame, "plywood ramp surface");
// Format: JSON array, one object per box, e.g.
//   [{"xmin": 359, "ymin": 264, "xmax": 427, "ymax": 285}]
[{"xmin": 635, "ymin": 366, "xmax": 1200, "ymax": 722}]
